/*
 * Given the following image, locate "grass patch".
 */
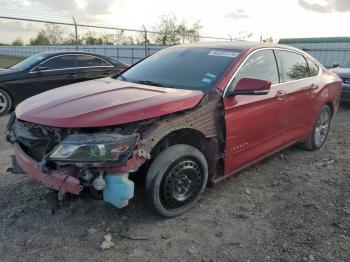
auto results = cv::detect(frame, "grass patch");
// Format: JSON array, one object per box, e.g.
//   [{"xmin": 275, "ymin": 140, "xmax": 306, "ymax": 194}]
[{"xmin": 0, "ymin": 55, "xmax": 25, "ymax": 68}]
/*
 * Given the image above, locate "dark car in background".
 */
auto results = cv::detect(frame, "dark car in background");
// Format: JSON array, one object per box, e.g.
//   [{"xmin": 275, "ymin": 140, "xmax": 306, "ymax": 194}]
[
  {"xmin": 0, "ymin": 51, "xmax": 127, "ymax": 116},
  {"xmin": 331, "ymin": 58, "xmax": 350, "ymax": 102}
]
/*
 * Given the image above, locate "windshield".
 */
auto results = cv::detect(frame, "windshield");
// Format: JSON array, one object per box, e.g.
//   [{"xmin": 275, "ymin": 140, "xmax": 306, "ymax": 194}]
[
  {"xmin": 9, "ymin": 54, "xmax": 46, "ymax": 70},
  {"xmin": 341, "ymin": 58, "xmax": 350, "ymax": 68},
  {"xmin": 117, "ymin": 47, "xmax": 241, "ymax": 91}
]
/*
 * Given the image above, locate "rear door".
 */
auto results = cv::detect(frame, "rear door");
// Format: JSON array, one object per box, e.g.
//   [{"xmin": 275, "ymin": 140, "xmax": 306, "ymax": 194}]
[
  {"xmin": 275, "ymin": 50, "xmax": 319, "ymax": 143},
  {"xmin": 75, "ymin": 55, "xmax": 115, "ymax": 82},
  {"xmin": 223, "ymin": 49, "xmax": 285, "ymax": 175}
]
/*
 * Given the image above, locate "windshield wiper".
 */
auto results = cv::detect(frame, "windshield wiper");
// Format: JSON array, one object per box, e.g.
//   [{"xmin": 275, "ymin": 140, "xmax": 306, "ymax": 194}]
[
  {"xmin": 118, "ymin": 75, "xmax": 128, "ymax": 81},
  {"xmin": 133, "ymin": 80, "xmax": 164, "ymax": 87}
]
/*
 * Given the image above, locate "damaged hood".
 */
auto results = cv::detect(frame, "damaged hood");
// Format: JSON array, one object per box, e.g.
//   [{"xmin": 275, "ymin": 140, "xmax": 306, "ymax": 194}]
[{"xmin": 16, "ymin": 78, "xmax": 204, "ymax": 128}]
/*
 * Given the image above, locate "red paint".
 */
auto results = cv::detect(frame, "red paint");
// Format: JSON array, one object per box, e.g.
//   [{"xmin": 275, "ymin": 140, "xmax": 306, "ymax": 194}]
[
  {"xmin": 14, "ymin": 143, "xmax": 81, "ymax": 194},
  {"xmin": 234, "ymin": 78, "xmax": 272, "ymax": 92},
  {"xmin": 222, "ymin": 66, "xmax": 341, "ymax": 177},
  {"xmin": 13, "ymin": 42, "xmax": 342, "ymax": 187},
  {"xmin": 16, "ymin": 78, "xmax": 204, "ymax": 128}
]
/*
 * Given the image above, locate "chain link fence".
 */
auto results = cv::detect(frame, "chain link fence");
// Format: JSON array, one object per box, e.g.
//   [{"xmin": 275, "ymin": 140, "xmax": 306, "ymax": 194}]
[{"xmin": 0, "ymin": 11, "xmax": 232, "ymax": 64}]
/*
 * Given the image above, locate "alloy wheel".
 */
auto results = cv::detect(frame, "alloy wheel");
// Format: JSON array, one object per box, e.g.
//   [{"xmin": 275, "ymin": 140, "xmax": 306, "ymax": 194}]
[
  {"xmin": 0, "ymin": 92, "xmax": 8, "ymax": 115},
  {"xmin": 314, "ymin": 110, "xmax": 330, "ymax": 147}
]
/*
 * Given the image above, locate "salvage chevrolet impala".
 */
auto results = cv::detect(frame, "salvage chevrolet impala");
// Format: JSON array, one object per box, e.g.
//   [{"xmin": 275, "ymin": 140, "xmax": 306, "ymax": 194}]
[{"xmin": 7, "ymin": 42, "xmax": 342, "ymax": 217}]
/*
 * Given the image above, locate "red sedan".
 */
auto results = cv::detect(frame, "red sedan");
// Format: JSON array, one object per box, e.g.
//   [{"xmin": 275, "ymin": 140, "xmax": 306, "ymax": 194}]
[{"xmin": 7, "ymin": 41, "xmax": 342, "ymax": 217}]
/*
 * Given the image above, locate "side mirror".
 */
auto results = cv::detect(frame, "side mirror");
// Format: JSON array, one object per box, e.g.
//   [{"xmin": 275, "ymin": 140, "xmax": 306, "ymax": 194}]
[
  {"xmin": 332, "ymin": 63, "xmax": 340, "ymax": 68},
  {"xmin": 226, "ymin": 77, "xmax": 271, "ymax": 96}
]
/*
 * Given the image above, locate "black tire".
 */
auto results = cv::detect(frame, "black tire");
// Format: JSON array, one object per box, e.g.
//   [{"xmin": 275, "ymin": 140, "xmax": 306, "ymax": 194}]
[
  {"xmin": 300, "ymin": 105, "xmax": 332, "ymax": 151},
  {"xmin": 0, "ymin": 88, "xmax": 12, "ymax": 116},
  {"xmin": 146, "ymin": 144, "xmax": 208, "ymax": 218}
]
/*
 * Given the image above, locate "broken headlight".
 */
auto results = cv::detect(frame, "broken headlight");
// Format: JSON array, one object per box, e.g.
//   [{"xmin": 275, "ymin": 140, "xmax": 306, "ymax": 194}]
[{"xmin": 49, "ymin": 133, "xmax": 139, "ymax": 164}]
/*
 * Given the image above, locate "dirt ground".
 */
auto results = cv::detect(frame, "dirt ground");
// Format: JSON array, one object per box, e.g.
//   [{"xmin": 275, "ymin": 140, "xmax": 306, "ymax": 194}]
[{"xmin": 0, "ymin": 106, "xmax": 349, "ymax": 262}]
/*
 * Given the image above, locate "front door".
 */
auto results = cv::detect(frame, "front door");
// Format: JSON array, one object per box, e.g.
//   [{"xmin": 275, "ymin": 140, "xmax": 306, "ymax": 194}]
[{"xmin": 223, "ymin": 49, "xmax": 286, "ymax": 176}]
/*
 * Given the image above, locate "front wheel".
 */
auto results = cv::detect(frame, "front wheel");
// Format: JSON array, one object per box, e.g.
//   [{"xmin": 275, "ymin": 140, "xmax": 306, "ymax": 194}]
[
  {"xmin": 300, "ymin": 105, "xmax": 332, "ymax": 151},
  {"xmin": 0, "ymin": 88, "xmax": 12, "ymax": 116},
  {"xmin": 146, "ymin": 144, "xmax": 208, "ymax": 217}
]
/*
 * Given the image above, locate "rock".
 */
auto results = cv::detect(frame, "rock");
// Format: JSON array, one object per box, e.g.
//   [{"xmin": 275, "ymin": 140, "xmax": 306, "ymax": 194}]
[
  {"xmin": 326, "ymin": 159, "xmax": 335, "ymax": 165},
  {"xmin": 215, "ymin": 231, "xmax": 223, "ymax": 238},
  {"xmin": 343, "ymin": 209, "xmax": 350, "ymax": 215},
  {"xmin": 245, "ymin": 189, "xmax": 252, "ymax": 195},
  {"xmin": 161, "ymin": 234, "xmax": 170, "ymax": 240},
  {"xmin": 187, "ymin": 246, "xmax": 196, "ymax": 255},
  {"xmin": 87, "ymin": 227, "xmax": 97, "ymax": 234},
  {"xmin": 100, "ymin": 234, "xmax": 116, "ymax": 250},
  {"xmin": 315, "ymin": 162, "xmax": 324, "ymax": 168},
  {"xmin": 309, "ymin": 254, "xmax": 315, "ymax": 261}
]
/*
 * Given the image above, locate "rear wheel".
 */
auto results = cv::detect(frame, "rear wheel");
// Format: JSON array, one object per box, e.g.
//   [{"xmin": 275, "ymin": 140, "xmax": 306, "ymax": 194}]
[
  {"xmin": 300, "ymin": 105, "xmax": 332, "ymax": 151},
  {"xmin": 0, "ymin": 88, "xmax": 12, "ymax": 116},
  {"xmin": 146, "ymin": 144, "xmax": 208, "ymax": 217}
]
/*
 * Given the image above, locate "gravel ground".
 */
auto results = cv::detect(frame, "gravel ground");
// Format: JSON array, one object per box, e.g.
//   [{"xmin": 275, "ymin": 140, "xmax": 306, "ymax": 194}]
[{"xmin": 0, "ymin": 105, "xmax": 349, "ymax": 262}]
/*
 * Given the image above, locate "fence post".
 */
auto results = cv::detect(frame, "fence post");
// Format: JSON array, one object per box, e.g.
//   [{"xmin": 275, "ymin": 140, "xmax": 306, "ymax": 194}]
[
  {"xmin": 73, "ymin": 17, "xmax": 78, "ymax": 51},
  {"xmin": 143, "ymin": 25, "xmax": 148, "ymax": 57},
  {"xmin": 131, "ymin": 47, "xmax": 134, "ymax": 64}
]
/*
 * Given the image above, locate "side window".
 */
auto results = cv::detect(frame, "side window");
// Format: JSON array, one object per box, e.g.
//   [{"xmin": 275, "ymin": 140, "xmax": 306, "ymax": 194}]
[
  {"xmin": 277, "ymin": 50, "xmax": 309, "ymax": 82},
  {"xmin": 230, "ymin": 49, "xmax": 279, "ymax": 89},
  {"xmin": 40, "ymin": 55, "xmax": 75, "ymax": 70},
  {"xmin": 306, "ymin": 58, "xmax": 320, "ymax": 77},
  {"xmin": 76, "ymin": 55, "xmax": 106, "ymax": 67}
]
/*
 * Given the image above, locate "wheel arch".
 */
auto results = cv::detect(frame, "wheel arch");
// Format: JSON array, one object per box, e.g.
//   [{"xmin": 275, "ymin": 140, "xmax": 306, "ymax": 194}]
[
  {"xmin": 134, "ymin": 127, "xmax": 220, "ymax": 184},
  {"xmin": 149, "ymin": 128, "xmax": 208, "ymax": 159},
  {"xmin": 325, "ymin": 101, "xmax": 334, "ymax": 116}
]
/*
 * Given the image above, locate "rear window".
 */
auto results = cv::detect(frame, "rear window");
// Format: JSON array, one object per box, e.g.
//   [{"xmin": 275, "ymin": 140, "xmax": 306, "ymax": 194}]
[
  {"xmin": 118, "ymin": 47, "xmax": 241, "ymax": 92},
  {"xmin": 307, "ymin": 58, "xmax": 320, "ymax": 77},
  {"xmin": 277, "ymin": 50, "xmax": 309, "ymax": 82},
  {"xmin": 76, "ymin": 55, "xmax": 109, "ymax": 67}
]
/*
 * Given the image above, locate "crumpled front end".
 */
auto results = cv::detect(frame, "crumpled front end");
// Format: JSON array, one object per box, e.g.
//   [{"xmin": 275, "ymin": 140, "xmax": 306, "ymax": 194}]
[{"xmin": 6, "ymin": 113, "xmax": 147, "ymax": 208}]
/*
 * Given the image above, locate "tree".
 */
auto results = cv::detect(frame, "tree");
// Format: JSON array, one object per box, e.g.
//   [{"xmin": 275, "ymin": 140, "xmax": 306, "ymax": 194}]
[
  {"xmin": 30, "ymin": 32, "xmax": 50, "ymax": 45},
  {"xmin": 62, "ymin": 33, "xmax": 82, "ymax": 45},
  {"xmin": 29, "ymin": 24, "xmax": 63, "ymax": 45},
  {"xmin": 262, "ymin": 36, "xmax": 274, "ymax": 43},
  {"xmin": 83, "ymin": 30, "xmax": 103, "ymax": 45},
  {"xmin": 11, "ymin": 37, "xmax": 24, "ymax": 46},
  {"xmin": 44, "ymin": 23, "xmax": 63, "ymax": 44},
  {"xmin": 151, "ymin": 14, "xmax": 202, "ymax": 45}
]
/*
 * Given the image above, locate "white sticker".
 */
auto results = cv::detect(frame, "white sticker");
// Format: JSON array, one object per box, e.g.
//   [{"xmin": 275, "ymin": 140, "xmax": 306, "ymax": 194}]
[
  {"xmin": 201, "ymin": 78, "xmax": 212, "ymax": 83},
  {"xmin": 208, "ymin": 50, "xmax": 239, "ymax": 58},
  {"xmin": 206, "ymin": 73, "xmax": 216, "ymax": 78}
]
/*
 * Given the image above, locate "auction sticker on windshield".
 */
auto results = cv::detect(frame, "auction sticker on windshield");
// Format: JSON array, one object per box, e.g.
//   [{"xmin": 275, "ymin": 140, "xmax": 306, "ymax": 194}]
[{"xmin": 208, "ymin": 50, "xmax": 239, "ymax": 58}]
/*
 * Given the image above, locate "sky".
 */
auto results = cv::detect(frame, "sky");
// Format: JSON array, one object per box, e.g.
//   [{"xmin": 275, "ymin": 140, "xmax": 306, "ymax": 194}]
[{"xmin": 0, "ymin": 0, "xmax": 350, "ymax": 41}]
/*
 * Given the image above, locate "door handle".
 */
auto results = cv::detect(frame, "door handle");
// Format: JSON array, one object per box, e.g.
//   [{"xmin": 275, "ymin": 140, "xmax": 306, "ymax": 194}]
[
  {"xmin": 69, "ymin": 73, "xmax": 77, "ymax": 77},
  {"xmin": 275, "ymin": 90, "xmax": 287, "ymax": 100}
]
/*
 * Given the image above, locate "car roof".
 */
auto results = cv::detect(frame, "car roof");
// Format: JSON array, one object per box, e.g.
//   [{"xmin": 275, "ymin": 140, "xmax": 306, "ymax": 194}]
[
  {"xmin": 38, "ymin": 51, "xmax": 105, "ymax": 58},
  {"xmin": 171, "ymin": 41, "xmax": 304, "ymax": 53}
]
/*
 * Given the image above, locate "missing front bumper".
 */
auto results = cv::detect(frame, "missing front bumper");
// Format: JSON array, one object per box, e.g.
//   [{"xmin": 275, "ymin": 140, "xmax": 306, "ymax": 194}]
[{"xmin": 13, "ymin": 143, "xmax": 81, "ymax": 194}]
